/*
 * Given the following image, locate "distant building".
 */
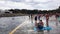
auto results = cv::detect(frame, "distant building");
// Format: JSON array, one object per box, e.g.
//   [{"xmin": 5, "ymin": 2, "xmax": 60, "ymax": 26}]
[{"xmin": 4, "ymin": 10, "xmax": 12, "ymax": 14}]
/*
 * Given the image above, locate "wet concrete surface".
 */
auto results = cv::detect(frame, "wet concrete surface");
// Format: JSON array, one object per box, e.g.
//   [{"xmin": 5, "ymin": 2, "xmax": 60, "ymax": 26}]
[
  {"xmin": 0, "ymin": 16, "xmax": 28, "ymax": 34},
  {"xmin": 0, "ymin": 16, "xmax": 60, "ymax": 34},
  {"xmin": 13, "ymin": 21, "xmax": 60, "ymax": 34}
]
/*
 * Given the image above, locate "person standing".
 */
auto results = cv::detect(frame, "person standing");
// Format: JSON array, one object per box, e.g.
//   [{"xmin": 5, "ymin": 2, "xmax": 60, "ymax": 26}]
[
  {"xmin": 38, "ymin": 14, "xmax": 41, "ymax": 20},
  {"xmin": 35, "ymin": 15, "xmax": 38, "ymax": 27},
  {"xmin": 46, "ymin": 14, "xmax": 49, "ymax": 27}
]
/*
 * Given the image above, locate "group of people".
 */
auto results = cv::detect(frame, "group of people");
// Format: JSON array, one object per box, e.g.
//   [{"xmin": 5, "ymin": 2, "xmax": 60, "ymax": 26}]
[
  {"xmin": 35, "ymin": 15, "xmax": 44, "ymax": 31},
  {"xmin": 34, "ymin": 14, "xmax": 50, "ymax": 31},
  {"xmin": 29, "ymin": 13, "xmax": 60, "ymax": 31},
  {"xmin": 29, "ymin": 14, "xmax": 50, "ymax": 31}
]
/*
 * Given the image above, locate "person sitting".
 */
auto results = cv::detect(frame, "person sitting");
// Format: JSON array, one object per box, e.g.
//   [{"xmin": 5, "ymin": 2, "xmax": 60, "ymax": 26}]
[{"xmin": 37, "ymin": 20, "xmax": 44, "ymax": 30}]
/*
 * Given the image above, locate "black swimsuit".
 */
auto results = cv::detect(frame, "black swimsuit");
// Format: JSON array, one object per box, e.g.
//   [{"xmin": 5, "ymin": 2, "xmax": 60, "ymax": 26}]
[{"xmin": 37, "ymin": 23, "xmax": 43, "ymax": 29}]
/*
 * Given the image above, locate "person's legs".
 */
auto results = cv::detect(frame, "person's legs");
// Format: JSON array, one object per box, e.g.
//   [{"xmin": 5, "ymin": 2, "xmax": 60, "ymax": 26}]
[
  {"xmin": 46, "ymin": 19, "xmax": 49, "ymax": 27},
  {"xmin": 39, "ymin": 26, "xmax": 43, "ymax": 30},
  {"xmin": 37, "ymin": 25, "xmax": 44, "ymax": 32},
  {"xmin": 37, "ymin": 25, "xmax": 43, "ymax": 30}
]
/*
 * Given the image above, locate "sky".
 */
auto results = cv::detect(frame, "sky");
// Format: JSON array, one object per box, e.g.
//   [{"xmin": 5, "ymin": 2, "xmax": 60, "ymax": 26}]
[{"xmin": 0, "ymin": 0, "xmax": 60, "ymax": 10}]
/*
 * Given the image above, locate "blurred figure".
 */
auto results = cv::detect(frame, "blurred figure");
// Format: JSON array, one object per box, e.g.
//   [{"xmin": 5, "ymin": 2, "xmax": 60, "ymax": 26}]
[
  {"xmin": 35, "ymin": 15, "xmax": 38, "ymax": 27},
  {"xmin": 38, "ymin": 14, "xmax": 41, "ymax": 20},
  {"xmin": 55, "ymin": 13, "xmax": 59, "ymax": 26},
  {"xmin": 12, "ymin": 17, "xmax": 15, "ymax": 20},
  {"xmin": 46, "ymin": 14, "xmax": 49, "ymax": 27},
  {"xmin": 31, "ymin": 14, "xmax": 33, "ymax": 23},
  {"xmin": 37, "ymin": 20, "xmax": 44, "ymax": 31}
]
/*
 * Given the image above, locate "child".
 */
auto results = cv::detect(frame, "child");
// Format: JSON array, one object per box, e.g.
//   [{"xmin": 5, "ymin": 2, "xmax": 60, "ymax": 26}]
[{"xmin": 37, "ymin": 20, "xmax": 44, "ymax": 30}]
